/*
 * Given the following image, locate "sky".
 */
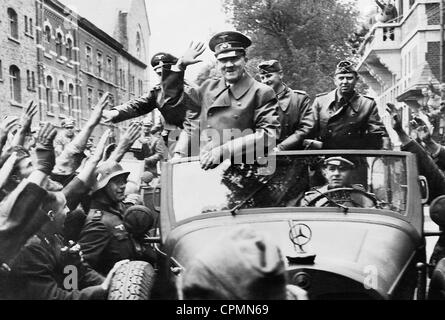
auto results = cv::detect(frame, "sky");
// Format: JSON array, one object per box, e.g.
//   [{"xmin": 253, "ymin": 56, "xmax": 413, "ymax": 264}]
[
  {"xmin": 146, "ymin": 0, "xmax": 233, "ymax": 81},
  {"xmin": 145, "ymin": 0, "xmax": 377, "ymax": 81}
]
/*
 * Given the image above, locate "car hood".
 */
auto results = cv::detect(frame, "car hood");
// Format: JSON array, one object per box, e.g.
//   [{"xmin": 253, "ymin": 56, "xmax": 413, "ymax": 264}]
[{"xmin": 164, "ymin": 211, "xmax": 422, "ymax": 299}]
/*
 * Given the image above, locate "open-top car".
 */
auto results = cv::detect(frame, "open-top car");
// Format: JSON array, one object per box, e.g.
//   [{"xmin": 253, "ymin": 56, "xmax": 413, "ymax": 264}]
[{"xmin": 110, "ymin": 150, "xmax": 445, "ymax": 300}]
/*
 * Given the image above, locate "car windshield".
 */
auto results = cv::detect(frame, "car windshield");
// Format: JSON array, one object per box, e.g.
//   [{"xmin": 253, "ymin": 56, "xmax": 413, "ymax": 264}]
[{"xmin": 172, "ymin": 154, "xmax": 408, "ymax": 222}]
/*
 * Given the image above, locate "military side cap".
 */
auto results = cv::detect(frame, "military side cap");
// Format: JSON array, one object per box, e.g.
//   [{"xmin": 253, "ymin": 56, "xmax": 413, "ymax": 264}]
[
  {"xmin": 93, "ymin": 161, "xmax": 130, "ymax": 193},
  {"xmin": 123, "ymin": 205, "xmax": 156, "ymax": 238},
  {"xmin": 335, "ymin": 60, "xmax": 357, "ymax": 75},
  {"xmin": 209, "ymin": 31, "xmax": 252, "ymax": 60},
  {"xmin": 142, "ymin": 117, "xmax": 153, "ymax": 127},
  {"xmin": 258, "ymin": 60, "xmax": 282, "ymax": 74},
  {"xmin": 323, "ymin": 156, "xmax": 355, "ymax": 168},
  {"xmin": 151, "ymin": 52, "xmax": 178, "ymax": 71},
  {"xmin": 61, "ymin": 117, "xmax": 75, "ymax": 128}
]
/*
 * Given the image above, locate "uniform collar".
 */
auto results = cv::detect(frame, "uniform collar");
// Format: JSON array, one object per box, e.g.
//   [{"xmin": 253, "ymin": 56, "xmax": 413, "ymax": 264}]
[
  {"xmin": 330, "ymin": 89, "xmax": 360, "ymax": 113},
  {"xmin": 276, "ymin": 84, "xmax": 289, "ymax": 100},
  {"xmin": 90, "ymin": 198, "xmax": 124, "ymax": 217},
  {"xmin": 223, "ymin": 72, "xmax": 255, "ymax": 100}
]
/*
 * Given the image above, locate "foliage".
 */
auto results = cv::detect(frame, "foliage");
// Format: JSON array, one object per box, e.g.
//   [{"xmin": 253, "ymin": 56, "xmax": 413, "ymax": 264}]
[{"xmin": 221, "ymin": 0, "xmax": 362, "ymax": 97}]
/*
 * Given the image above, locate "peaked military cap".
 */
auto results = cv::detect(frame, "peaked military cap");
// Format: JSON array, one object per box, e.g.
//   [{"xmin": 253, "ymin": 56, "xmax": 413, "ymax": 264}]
[
  {"xmin": 258, "ymin": 60, "xmax": 283, "ymax": 74},
  {"xmin": 335, "ymin": 60, "xmax": 358, "ymax": 75},
  {"xmin": 323, "ymin": 156, "xmax": 355, "ymax": 168},
  {"xmin": 209, "ymin": 31, "xmax": 252, "ymax": 60},
  {"xmin": 61, "ymin": 117, "xmax": 75, "ymax": 128},
  {"xmin": 151, "ymin": 52, "xmax": 178, "ymax": 72}
]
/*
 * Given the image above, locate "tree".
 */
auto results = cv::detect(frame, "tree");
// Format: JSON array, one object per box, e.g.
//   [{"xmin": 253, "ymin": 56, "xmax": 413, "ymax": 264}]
[{"xmin": 222, "ymin": 0, "xmax": 361, "ymax": 96}]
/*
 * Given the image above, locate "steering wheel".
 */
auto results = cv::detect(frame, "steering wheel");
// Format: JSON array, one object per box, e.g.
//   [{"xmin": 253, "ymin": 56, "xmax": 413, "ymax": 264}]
[{"xmin": 306, "ymin": 187, "xmax": 378, "ymax": 208}]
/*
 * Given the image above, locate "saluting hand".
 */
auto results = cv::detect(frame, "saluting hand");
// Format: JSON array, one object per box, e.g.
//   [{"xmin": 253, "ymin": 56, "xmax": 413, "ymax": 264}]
[{"xmin": 178, "ymin": 41, "xmax": 206, "ymax": 69}]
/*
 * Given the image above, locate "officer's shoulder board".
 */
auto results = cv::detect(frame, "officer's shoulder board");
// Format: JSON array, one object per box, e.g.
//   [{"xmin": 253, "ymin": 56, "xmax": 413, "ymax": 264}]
[
  {"xmin": 316, "ymin": 92, "xmax": 328, "ymax": 98},
  {"xmin": 292, "ymin": 89, "xmax": 308, "ymax": 96},
  {"xmin": 152, "ymin": 84, "xmax": 161, "ymax": 91},
  {"xmin": 92, "ymin": 210, "xmax": 103, "ymax": 222},
  {"xmin": 362, "ymin": 95, "xmax": 375, "ymax": 101}
]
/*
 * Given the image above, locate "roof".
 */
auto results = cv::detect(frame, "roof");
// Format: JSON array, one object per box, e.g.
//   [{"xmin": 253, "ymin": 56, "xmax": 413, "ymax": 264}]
[{"xmin": 59, "ymin": 0, "xmax": 133, "ymax": 37}]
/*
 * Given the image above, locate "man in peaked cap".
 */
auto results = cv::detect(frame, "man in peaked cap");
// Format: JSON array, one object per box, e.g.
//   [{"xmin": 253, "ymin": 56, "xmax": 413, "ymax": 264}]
[
  {"xmin": 102, "ymin": 52, "xmax": 186, "ymax": 159},
  {"xmin": 162, "ymin": 31, "xmax": 280, "ymax": 170},
  {"xmin": 54, "ymin": 117, "xmax": 76, "ymax": 157},
  {"xmin": 78, "ymin": 161, "xmax": 137, "ymax": 275},
  {"xmin": 309, "ymin": 60, "xmax": 389, "ymax": 150},
  {"xmin": 258, "ymin": 60, "xmax": 314, "ymax": 150},
  {"xmin": 300, "ymin": 156, "xmax": 376, "ymax": 207}
]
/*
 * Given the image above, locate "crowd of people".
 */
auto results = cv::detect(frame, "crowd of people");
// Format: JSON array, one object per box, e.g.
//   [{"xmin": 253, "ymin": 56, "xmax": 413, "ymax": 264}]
[{"xmin": 0, "ymin": 28, "xmax": 445, "ymax": 300}]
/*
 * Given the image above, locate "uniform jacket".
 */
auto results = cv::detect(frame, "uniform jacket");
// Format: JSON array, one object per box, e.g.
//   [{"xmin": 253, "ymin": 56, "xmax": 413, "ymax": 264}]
[
  {"xmin": 311, "ymin": 90, "xmax": 388, "ymax": 149},
  {"xmin": 133, "ymin": 136, "xmax": 165, "ymax": 174},
  {"xmin": 2, "ymin": 235, "xmax": 106, "ymax": 300},
  {"xmin": 0, "ymin": 180, "xmax": 49, "ymax": 265},
  {"xmin": 111, "ymin": 84, "xmax": 187, "ymax": 130},
  {"xmin": 161, "ymin": 68, "xmax": 280, "ymax": 157},
  {"xmin": 276, "ymin": 87, "xmax": 313, "ymax": 150},
  {"xmin": 300, "ymin": 184, "xmax": 367, "ymax": 207},
  {"xmin": 78, "ymin": 201, "xmax": 135, "ymax": 275}
]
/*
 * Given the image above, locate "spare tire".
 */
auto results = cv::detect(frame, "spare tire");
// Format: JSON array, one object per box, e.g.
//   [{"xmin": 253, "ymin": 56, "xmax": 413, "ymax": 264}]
[{"xmin": 108, "ymin": 261, "xmax": 155, "ymax": 300}]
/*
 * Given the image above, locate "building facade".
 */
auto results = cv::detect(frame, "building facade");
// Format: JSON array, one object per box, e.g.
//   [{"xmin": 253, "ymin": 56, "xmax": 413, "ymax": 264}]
[
  {"xmin": 357, "ymin": 0, "xmax": 444, "ymax": 143},
  {"xmin": 0, "ymin": 0, "xmax": 39, "ymax": 117},
  {"xmin": 0, "ymin": 0, "xmax": 150, "ymax": 136}
]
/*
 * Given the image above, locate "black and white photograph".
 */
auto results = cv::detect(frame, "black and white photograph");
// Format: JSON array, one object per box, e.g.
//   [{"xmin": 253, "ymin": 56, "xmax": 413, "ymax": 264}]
[{"xmin": 0, "ymin": 0, "xmax": 444, "ymax": 304}]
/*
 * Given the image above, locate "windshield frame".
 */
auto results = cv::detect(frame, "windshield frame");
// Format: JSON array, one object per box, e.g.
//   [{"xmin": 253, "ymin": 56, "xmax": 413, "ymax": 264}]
[{"xmin": 160, "ymin": 150, "xmax": 422, "ymax": 240}]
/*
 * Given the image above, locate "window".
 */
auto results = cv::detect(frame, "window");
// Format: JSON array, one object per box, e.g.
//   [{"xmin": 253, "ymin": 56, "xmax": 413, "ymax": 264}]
[
  {"xmin": 29, "ymin": 18, "xmax": 33, "ymax": 35},
  {"xmin": 87, "ymin": 87, "xmax": 93, "ymax": 108},
  {"xmin": 45, "ymin": 26, "xmax": 51, "ymax": 43},
  {"xmin": 24, "ymin": 15, "xmax": 28, "ymax": 33},
  {"xmin": 86, "ymin": 46, "xmax": 92, "ymax": 72},
  {"xmin": 122, "ymin": 71, "xmax": 126, "ymax": 89},
  {"xmin": 26, "ymin": 70, "xmax": 30, "ymax": 89},
  {"xmin": 107, "ymin": 57, "xmax": 113, "ymax": 82},
  {"xmin": 131, "ymin": 75, "xmax": 135, "ymax": 93},
  {"xmin": 26, "ymin": 70, "xmax": 35, "ymax": 90},
  {"xmin": 119, "ymin": 68, "xmax": 123, "ymax": 87},
  {"xmin": 9, "ymin": 65, "xmax": 21, "ymax": 102},
  {"xmin": 109, "ymin": 94, "xmax": 114, "ymax": 107},
  {"xmin": 138, "ymin": 79, "xmax": 143, "ymax": 95},
  {"xmin": 98, "ymin": 90, "xmax": 104, "ymax": 100},
  {"xmin": 136, "ymin": 32, "xmax": 141, "ymax": 58},
  {"xmin": 56, "ymin": 33, "xmax": 63, "ymax": 56},
  {"xmin": 46, "ymin": 76, "xmax": 53, "ymax": 113},
  {"xmin": 68, "ymin": 84, "xmax": 74, "ymax": 115},
  {"xmin": 97, "ymin": 51, "xmax": 103, "ymax": 77},
  {"xmin": 58, "ymin": 80, "xmax": 65, "ymax": 109},
  {"xmin": 8, "ymin": 8, "xmax": 18, "ymax": 39},
  {"xmin": 66, "ymin": 38, "xmax": 73, "ymax": 60}
]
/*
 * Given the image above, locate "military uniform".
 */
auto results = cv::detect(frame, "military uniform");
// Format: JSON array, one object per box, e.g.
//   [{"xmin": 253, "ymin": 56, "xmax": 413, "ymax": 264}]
[
  {"xmin": 300, "ymin": 184, "xmax": 367, "ymax": 207},
  {"xmin": 78, "ymin": 202, "xmax": 135, "ymax": 276},
  {"xmin": 311, "ymin": 90, "xmax": 388, "ymax": 149},
  {"xmin": 258, "ymin": 60, "xmax": 313, "ymax": 150},
  {"xmin": 164, "ymin": 70, "xmax": 280, "ymax": 156},
  {"xmin": 110, "ymin": 53, "xmax": 187, "ymax": 158},
  {"xmin": 2, "ymin": 234, "xmax": 106, "ymax": 300},
  {"xmin": 133, "ymin": 135, "xmax": 165, "ymax": 176},
  {"xmin": 275, "ymin": 87, "xmax": 313, "ymax": 150}
]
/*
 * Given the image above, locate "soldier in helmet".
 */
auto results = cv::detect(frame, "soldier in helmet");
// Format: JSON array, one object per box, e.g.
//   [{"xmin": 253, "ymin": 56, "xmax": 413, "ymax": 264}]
[
  {"xmin": 258, "ymin": 60, "xmax": 313, "ymax": 150},
  {"xmin": 78, "ymin": 161, "xmax": 136, "ymax": 275},
  {"xmin": 300, "ymin": 157, "xmax": 376, "ymax": 207},
  {"xmin": 310, "ymin": 61, "xmax": 389, "ymax": 150},
  {"xmin": 102, "ymin": 52, "xmax": 187, "ymax": 158},
  {"xmin": 54, "ymin": 117, "xmax": 76, "ymax": 157}
]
